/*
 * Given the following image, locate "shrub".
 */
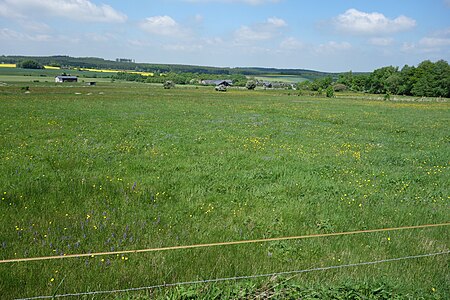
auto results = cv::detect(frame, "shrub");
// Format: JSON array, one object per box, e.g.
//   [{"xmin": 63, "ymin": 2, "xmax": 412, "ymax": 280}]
[
  {"xmin": 246, "ymin": 80, "xmax": 256, "ymax": 90},
  {"xmin": 163, "ymin": 81, "xmax": 175, "ymax": 89},
  {"xmin": 215, "ymin": 84, "xmax": 227, "ymax": 92},
  {"xmin": 326, "ymin": 86, "xmax": 335, "ymax": 98},
  {"xmin": 333, "ymin": 83, "xmax": 347, "ymax": 92},
  {"xmin": 17, "ymin": 60, "xmax": 43, "ymax": 69}
]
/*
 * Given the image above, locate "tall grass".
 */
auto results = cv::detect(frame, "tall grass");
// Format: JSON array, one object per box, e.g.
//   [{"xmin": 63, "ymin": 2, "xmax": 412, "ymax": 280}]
[{"xmin": 0, "ymin": 82, "xmax": 448, "ymax": 298}]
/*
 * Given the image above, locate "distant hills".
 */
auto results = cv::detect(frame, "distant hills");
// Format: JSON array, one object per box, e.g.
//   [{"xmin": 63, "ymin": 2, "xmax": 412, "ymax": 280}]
[{"xmin": 0, "ymin": 55, "xmax": 337, "ymax": 80}]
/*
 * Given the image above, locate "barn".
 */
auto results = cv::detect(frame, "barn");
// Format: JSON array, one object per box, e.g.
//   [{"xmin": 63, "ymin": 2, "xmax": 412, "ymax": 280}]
[{"xmin": 55, "ymin": 75, "xmax": 78, "ymax": 83}]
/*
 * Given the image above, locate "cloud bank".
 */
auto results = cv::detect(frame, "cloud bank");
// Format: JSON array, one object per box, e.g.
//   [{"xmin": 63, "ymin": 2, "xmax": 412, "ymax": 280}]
[
  {"xmin": 0, "ymin": 0, "xmax": 127, "ymax": 23},
  {"xmin": 234, "ymin": 17, "xmax": 287, "ymax": 43},
  {"xmin": 184, "ymin": 0, "xmax": 281, "ymax": 5},
  {"xmin": 333, "ymin": 9, "xmax": 416, "ymax": 35}
]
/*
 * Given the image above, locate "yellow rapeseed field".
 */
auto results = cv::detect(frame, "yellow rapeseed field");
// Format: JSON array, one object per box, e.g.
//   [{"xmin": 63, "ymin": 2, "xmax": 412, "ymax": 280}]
[
  {"xmin": 0, "ymin": 63, "xmax": 153, "ymax": 76},
  {"xmin": 79, "ymin": 68, "xmax": 154, "ymax": 76},
  {"xmin": 43, "ymin": 65, "xmax": 61, "ymax": 70},
  {"xmin": 0, "ymin": 64, "xmax": 16, "ymax": 68}
]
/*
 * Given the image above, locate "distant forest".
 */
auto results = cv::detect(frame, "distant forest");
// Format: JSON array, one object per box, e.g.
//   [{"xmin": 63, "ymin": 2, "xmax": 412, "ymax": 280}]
[{"xmin": 0, "ymin": 55, "xmax": 333, "ymax": 80}]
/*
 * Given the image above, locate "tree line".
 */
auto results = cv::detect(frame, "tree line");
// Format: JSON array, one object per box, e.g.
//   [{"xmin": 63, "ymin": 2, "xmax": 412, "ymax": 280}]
[
  {"xmin": 320, "ymin": 60, "xmax": 449, "ymax": 98},
  {"xmin": 112, "ymin": 72, "xmax": 248, "ymax": 86}
]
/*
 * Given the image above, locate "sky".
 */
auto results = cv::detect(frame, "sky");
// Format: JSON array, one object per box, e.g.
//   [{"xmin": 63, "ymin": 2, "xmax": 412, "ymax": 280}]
[{"xmin": 0, "ymin": 0, "xmax": 449, "ymax": 72}]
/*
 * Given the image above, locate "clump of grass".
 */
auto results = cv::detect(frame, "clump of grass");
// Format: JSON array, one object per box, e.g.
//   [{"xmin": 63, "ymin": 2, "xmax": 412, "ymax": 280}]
[{"xmin": 117, "ymin": 277, "xmax": 446, "ymax": 299}]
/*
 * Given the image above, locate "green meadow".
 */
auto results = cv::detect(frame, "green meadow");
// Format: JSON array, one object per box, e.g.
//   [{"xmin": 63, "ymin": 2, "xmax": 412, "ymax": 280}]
[
  {"xmin": 0, "ymin": 81, "xmax": 448, "ymax": 299},
  {"xmin": 0, "ymin": 66, "xmax": 112, "ymax": 83}
]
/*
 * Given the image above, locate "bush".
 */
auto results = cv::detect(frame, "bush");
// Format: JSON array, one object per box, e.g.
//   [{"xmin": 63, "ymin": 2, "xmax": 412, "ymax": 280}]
[
  {"xmin": 163, "ymin": 81, "xmax": 175, "ymax": 89},
  {"xmin": 333, "ymin": 83, "xmax": 347, "ymax": 92},
  {"xmin": 113, "ymin": 72, "xmax": 145, "ymax": 82},
  {"xmin": 215, "ymin": 84, "xmax": 227, "ymax": 92},
  {"xmin": 246, "ymin": 80, "xmax": 256, "ymax": 90},
  {"xmin": 17, "ymin": 60, "xmax": 43, "ymax": 69},
  {"xmin": 325, "ymin": 86, "xmax": 335, "ymax": 98}
]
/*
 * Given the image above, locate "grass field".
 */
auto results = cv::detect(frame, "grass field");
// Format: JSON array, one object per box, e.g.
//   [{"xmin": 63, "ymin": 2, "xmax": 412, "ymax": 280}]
[
  {"xmin": 0, "ymin": 81, "xmax": 449, "ymax": 299},
  {"xmin": 0, "ymin": 65, "xmax": 153, "ymax": 80},
  {"xmin": 0, "ymin": 67, "xmax": 114, "ymax": 84}
]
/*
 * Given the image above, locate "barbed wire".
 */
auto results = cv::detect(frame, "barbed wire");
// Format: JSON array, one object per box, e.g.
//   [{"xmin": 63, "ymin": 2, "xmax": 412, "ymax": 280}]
[
  {"xmin": 2, "ymin": 222, "xmax": 449, "ymax": 264},
  {"xmin": 15, "ymin": 250, "xmax": 449, "ymax": 300}
]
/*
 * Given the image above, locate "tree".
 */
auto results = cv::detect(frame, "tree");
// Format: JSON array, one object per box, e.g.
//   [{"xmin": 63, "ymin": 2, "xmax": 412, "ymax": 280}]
[
  {"xmin": 320, "ymin": 76, "xmax": 333, "ymax": 89},
  {"xmin": 246, "ymin": 80, "xmax": 256, "ymax": 90},
  {"xmin": 18, "ymin": 60, "xmax": 43, "ymax": 69},
  {"xmin": 296, "ymin": 81, "xmax": 311, "ymax": 91},
  {"xmin": 428, "ymin": 60, "xmax": 450, "ymax": 98},
  {"xmin": 113, "ymin": 72, "xmax": 145, "ymax": 82},
  {"xmin": 398, "ymin": 65, "xmax": 416, "ymax": 95},
  {"xmin": 352, "ymin": 74, "xmax": 370, "ymax": 92},
  {"xmin": 369, "ymin": 66, "xmax": 398, "ymax": 94},
  {"xmin": 337, "ymin": 71, "xmax": 354, "ymax": 90},
  {"xmin": 385, "ymin": 73, "xmax": 401, "ymax": 95},
  {"xmin": 411, "ymin": 60, "xmax": 450, "ymax": 97},
  {"xmin": 310, "ymin": 76, "xmax": 333, "ymax": 91}
]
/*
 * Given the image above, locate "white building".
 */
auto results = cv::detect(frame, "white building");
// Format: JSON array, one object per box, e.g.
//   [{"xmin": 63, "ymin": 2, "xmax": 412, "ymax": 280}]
[{"xmin": 55, "ymin": 75, "xmax": 78, "ymax": 83}]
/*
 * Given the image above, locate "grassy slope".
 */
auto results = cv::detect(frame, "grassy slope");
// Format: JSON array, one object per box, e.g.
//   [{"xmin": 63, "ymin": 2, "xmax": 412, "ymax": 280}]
[
  {"xmin": 0, "ymin": 82, "xmax": 448, "ymax": 299},
  {"xmin": 1, "ymin": 55, "xmax": 336, "ymax": 79}
]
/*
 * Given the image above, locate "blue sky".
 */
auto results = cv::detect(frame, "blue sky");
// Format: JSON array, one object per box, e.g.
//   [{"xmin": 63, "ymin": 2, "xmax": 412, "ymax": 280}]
[{"xmin": 1, "ymin": 0, "xmax": 449, "ymax": 72}]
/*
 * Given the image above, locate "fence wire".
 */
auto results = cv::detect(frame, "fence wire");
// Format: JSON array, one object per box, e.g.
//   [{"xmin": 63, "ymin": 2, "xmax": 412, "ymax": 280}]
[
  {"xmin": 3, "ymin": 222, "xmax": 449, "ymax": 264},
  {"xmin": 15, "ymin": 250, "xmax": 449, "ymax": 300}
]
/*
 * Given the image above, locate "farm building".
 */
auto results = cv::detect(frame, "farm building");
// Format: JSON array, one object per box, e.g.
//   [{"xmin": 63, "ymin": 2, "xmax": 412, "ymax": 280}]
[
  {"xmin": 55, "ymin": 75, "xmax": 78, "ymax": 83},
  {"xmin": 262, "ymin": 82, "xmax": 273, "ymax": 88},
  {"xmin": 201, "ymin": 80, "xmax": 233, "ymax": 86}
]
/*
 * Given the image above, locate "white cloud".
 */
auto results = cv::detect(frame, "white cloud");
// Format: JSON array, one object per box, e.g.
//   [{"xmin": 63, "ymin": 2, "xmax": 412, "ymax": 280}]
[
  {"xmin": 419, "ymin": 37, "xmax": 450, "ymax": 48},
  {"xmin": 127, "ymin": 39, "xmax": 152, "ymax": 48},
  {"xmin": 280, "ymin": 37, "xmax": 305, "ymax": 50},
  {"xmin": 418, "ymin": 28, "xmax": 450, "ymax": 50},
  {"xmin": 193, "ymin": 14, "xmax": 204, "ymax": 23},
  {"xmin": 0, "ymin": 28, "xmax": 24, "ymax": 40},
  {"xmin": 445, "ymin": 0, "xmax": 450, "ymax": 7},
  {"xmin": 140, "ymin": 16, "xmax": 189, "ymax": 38},
  {"xmin": 316, "ymin": 41, "xmax": 352, "ymax": 54},
  {"xmin": 267, "ymin": 17, "xmax": 287, "ymax": 27},
  {"xmin": 0, "ymin": 27, "xmax": 51, "ymax": 42},
  {"xmin": 0, "ymin": 0, "xmax": 127, "ymax": 23},
  {"xmin": 0, "ymin": 2, "xmax": 21, "ymax": 18},
  {"xmin": 85, "ymin": 32, "xmax": 117, "ymax": 43},
  {"xmin": 369, "ymin": 37, "xmax": 394, "ymax": 46},
  {"xmin": 204, "ymin": 37, "xmax": 224, "ymax": 45},
  {"xmin": 400, "ymin": 27, "xmax": 450, "ymax": 55},
  {"xmin": 184, "ymin": 0, "xmax": 281, "ymax": 5},
  {"xmin": 163, "ymin": 43, "xmax": 203, "ymax": 52},
  {"xmin": 401, "ymin": 42, "xmax": 416, "ymax": 52},
  {"xmin": 0, "ymin": 2, "xmax": 51, "ymax": 32},
  {"xmin": 234, "ymin": 17, "xmax": 287, "ymax": 43},
  {"xmin": 333, "ymin": 9, "xmax": 416, "ymax": 35}
]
